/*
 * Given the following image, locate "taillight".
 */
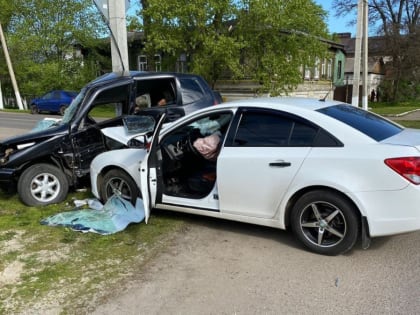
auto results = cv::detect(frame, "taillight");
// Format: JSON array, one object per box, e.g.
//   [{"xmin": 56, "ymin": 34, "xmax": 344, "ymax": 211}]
[{"xmin": 384, "ymin": 157, "xmax": 420, "ymax": 184}]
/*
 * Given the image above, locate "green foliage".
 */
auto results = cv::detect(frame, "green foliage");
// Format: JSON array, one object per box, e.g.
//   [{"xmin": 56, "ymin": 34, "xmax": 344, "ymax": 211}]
[
  {"xmin": 377, "ymin": 79, "xmax": 420, "ymax": 103},
  {"xmin": 142, "ymin": 0, "xmax": 242, "ymax": 86},
  {"xmin": 142, "ymin": 0, "xmax": 330, "ymax": 93},
  {"xmin": 0, "ymin": 0, "xmax": 107, "ymax": 97},
  {"xmin": 236, "ymin": 0, "xmax": 330, "ymax": 95}
]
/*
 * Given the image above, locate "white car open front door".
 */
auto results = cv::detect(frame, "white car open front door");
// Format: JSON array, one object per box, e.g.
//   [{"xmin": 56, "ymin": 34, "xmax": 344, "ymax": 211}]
[{"xmin": 140, "ymin": 114, "xmax": 166, "ymax": 223}]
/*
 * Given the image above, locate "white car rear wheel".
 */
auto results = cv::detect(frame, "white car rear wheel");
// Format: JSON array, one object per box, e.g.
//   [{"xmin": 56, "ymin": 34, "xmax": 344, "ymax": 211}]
[{"xmin": 291, "ymin": 190, "xmax": 359, "ymax": 256}]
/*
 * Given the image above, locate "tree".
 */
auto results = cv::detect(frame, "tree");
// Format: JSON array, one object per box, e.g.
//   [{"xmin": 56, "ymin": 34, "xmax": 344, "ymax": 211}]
[
  {"xmin": 135, "ymin": 0, "xmax": 330, "ymax": 93},
  {"xmin": 333, "ymin": 0, "xmax": 420, "ymax": 101},
  {"xmin": 0, "ymin": 0, "xmax": 107, "ymax": 98},
  {"xmin": 236, "ymin": 0, "xmax": 330, "ymax": 95},
  {"xmin": 139, "ymin": 0, "xmax": 242, "ymax": 87}
]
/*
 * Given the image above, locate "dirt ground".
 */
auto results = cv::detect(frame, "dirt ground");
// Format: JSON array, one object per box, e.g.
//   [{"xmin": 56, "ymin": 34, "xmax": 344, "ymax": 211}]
[{"xmin": 91, "ymin": 214, "xmax": 420, "ymax": 315}]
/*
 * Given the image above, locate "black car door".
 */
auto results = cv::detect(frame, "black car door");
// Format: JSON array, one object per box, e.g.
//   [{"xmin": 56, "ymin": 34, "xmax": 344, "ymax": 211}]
[{"xmin": 70, "ymin": 82, "xmax": 132, "ymax": 176}]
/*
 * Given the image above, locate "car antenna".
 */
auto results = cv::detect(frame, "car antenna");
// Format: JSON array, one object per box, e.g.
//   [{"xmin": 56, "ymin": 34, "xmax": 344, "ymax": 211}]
[
  {"xmin": 319, "ymin": 86, "xmax": 333, "ymax": 102},
  {"xmin": 93, "ymin": 0, "xmax": 126, "ymax": 74}
]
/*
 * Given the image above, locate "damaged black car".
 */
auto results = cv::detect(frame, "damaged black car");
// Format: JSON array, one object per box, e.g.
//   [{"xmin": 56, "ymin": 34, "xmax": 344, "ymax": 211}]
[{"xmin": 0, "ymin": 71, "xmax": 222, "ymax": 206}]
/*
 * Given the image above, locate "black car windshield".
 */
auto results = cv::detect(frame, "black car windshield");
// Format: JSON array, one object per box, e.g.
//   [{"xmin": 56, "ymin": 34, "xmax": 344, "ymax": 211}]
[
  {"xmin": 61, "ymin": 88, "xmax": 86, "ymax": 124},
  {"xmin": 317, "ymin": 104, "xmax": 403, "ymax": 141}
]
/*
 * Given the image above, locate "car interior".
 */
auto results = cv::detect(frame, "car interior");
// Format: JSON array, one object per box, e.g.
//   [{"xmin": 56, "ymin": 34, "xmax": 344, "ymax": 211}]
[
  {"xmin": 135, "ymin": 78, "xmax": 177, "ymax": 110},
  {"xmin": 160, "ymin": 112, "xmax": 232, "ymax": 199}
]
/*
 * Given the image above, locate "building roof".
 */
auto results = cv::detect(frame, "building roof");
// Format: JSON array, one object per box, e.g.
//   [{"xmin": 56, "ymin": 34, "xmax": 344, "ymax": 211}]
[{"xmin": 336, "ymin": 33, "xmax": 387, "ymax": 56}]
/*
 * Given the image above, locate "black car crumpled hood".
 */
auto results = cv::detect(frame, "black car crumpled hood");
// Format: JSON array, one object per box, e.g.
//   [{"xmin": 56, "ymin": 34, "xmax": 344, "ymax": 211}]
[
  {"xmin": 1, "ymin": 123, "xmax": 68, "ymax": 147},
  {"xmin": 0, "ymin": 123, "xmax": 70, "ymax": 167}
]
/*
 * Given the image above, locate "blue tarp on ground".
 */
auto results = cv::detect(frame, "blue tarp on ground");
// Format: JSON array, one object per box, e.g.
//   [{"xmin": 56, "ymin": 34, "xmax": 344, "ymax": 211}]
[{"xmin": 40, "ymin": 195, "xmax": 145, "ymax": 235}]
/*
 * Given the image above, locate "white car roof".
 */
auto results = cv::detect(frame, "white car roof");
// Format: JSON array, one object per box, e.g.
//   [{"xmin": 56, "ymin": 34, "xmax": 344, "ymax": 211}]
[
  {"xmin": 219, "ymin": 96, "xmax": 340, "ymax": 111},
  {"xmin": 164, "ymin": 96, "xmax": 376, "ymax": 145}
]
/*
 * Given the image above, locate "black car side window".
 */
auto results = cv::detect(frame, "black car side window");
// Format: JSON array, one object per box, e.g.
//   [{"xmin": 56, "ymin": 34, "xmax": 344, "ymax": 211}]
[
  {"xmin": 179, "ymin": 78, "xmax": 205, "ymax": 104},
  {"xmin": 135, "ymin": 78, "xmax": 177, "ymax": 108},
  {"xmin": 234, "ymin": 112, "xmax": 292, "ymax": 146},
  {"xmin": 232, "ymin": 110, "xmax": 323, "ymax": 147}
]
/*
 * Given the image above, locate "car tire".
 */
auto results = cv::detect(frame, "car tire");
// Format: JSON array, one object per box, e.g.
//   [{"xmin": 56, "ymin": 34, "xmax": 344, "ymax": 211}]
[
  {"xmin": 291, "ymin": 190, "xmax": 359, "ymax": 256},
  {"xmin": 17, "ymin": 164, "xmax": 69, "ymax": 206},
  {"xmin": 100, "ymin": 169, "xmax": 139, "ymax": 205},
  {"xmin": 59, "ymin": 105, "xmax": 67, "ymax": 116},
  {"xmin": 30, "ymin": 105, "xmax": 39, "ymax": 114}
]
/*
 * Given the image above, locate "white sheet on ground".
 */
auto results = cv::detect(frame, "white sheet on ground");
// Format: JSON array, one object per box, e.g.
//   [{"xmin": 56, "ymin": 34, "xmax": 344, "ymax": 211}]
[{"xmin": 40, "ymin": 195, "xmax": 145, "ymax": 235}]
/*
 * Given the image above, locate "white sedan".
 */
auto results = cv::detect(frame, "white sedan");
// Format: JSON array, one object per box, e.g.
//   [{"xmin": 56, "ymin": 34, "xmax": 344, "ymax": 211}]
[{"xmin": 91, "ymin": 97, "xmax": 420, "ymax": 255}]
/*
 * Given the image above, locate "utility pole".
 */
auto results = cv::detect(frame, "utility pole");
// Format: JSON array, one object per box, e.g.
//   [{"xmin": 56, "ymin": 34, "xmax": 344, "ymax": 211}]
[
  {"xmin": 352, "ymin": 0, "xmax": 363, "ymax": 107},
  {"xmin": 0, "ymin": 80, "xmax": 3, "ymax": 110},
  {"xmin": 108, "ymin": 0, "xmax": 129, "ymax": 73},
  {"xmin": 362, "ymin": 0, "xmax": 369, "ymax": 110},
  {"xmin": 0, "ymin": 22, "xmax": 24, "ymax": 110},
  {"xmin": 352, "ymin": 0, "xmax": 368, "ymax": 109}
]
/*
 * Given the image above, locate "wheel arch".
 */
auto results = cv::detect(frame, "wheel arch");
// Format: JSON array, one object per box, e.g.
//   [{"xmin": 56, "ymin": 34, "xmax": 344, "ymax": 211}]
[
  {"xmin": 16, "ymin": 155, "xmax": 70, "ymax": 185},
  {"xmin": 96, "ymin": 165, "xmax": 133, "ymax": 194},
  {"xmin": 284, "ymin": 185, "xmax": 363, "ymax": 231}
]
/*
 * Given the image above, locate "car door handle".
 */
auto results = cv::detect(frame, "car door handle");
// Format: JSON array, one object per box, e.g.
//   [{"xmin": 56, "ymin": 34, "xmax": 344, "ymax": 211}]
[{"xmin": 269, "ymin": 161, "xmax": 291, "ymax": 167}]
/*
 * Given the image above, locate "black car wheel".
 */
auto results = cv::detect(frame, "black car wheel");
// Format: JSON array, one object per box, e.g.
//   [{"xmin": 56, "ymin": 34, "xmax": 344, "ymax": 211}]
[
  {"xmin": 30, "ymin": 105, "xmax": 39, "ymax": 114},
  {"xmin": 18, "ymin": 164, "xmax": 69, "ymax": 206},
  {"xmin": 291, "ymin": 190, "xmax": 359, "ymax": 256},
  {"xmin": 100, "ymin": 169, "xmax": 139, "ymax": 205}
]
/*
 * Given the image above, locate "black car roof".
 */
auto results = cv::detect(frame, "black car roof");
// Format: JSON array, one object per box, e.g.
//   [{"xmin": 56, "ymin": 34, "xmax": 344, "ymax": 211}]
[{"xmin": 88, "ymin": 71, "xmax": 202, "ymax": 87}]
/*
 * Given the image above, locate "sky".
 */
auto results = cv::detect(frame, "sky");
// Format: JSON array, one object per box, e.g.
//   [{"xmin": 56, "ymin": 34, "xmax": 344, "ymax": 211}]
[{"xmin": 314, "ymin": 0, "xmax": 356, "ymax": 35}]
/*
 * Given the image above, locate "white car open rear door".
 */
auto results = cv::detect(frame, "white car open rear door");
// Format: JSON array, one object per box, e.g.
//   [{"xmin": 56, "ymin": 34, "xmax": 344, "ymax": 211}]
[{"xmin": 140, "ymin": 114, "xmax": 166, "ymax": 223}]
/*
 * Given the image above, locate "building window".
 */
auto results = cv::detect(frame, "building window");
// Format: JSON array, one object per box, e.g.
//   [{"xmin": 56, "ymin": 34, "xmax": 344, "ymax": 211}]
[
  {"xmin": 177, "ymin": 53, "xmax": 187, "ymax": 73},
  {"xmin": 314, "ymin": 58, "xmax": 320, "ymax": 80},
  {"xmin": 327, "ymin": 60, "xmax": 332, "ymax": 79},
  {"xmin": 321, "ymin": 59, "xmax": 326, "ymax": 79},
  {"xmin": 138, "ymin": 55, "xmax": 147, "ymax": 71},
  {"xmin": 337, "ymin": 60, "xmax": 342, "ymax": 80},
  {"xmin": 304, "ymin": 66, "xmax": 311, "ymax": 80},
  {"xmin": 154, "ymin": 54, "xmax": 161, "ymax": 71}
]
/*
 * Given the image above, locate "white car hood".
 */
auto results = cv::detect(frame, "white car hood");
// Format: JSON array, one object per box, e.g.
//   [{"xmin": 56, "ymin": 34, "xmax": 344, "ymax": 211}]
[
  {"xmin": 101, "ymin": 122, "xmax": 172, "ymax": 146},
  {"xmin": 101, "ymin": 126, "xmax": 136, "ymax": 145}
]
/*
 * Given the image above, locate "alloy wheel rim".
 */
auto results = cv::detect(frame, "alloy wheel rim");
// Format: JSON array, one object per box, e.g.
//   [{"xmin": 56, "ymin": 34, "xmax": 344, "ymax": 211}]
[
  {"xmin": 30, "ymin": 173, "xmax": 60, "ymax": 202},
  {"xmin": 105, "ymin": 177, "xmax": 132, "ymax": 201},
  {"xmin": 299, "ymin": 201, "xmax": 347, "ymax": 248}
]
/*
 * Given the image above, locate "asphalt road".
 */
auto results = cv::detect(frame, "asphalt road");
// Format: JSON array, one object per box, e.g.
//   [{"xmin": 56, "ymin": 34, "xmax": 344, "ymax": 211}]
[{"xmin": 0, "ymin": 111, "xmax": 58, "ymax": 140}]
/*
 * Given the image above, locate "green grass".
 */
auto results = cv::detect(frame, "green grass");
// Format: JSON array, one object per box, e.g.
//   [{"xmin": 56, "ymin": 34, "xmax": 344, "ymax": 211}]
[
  {"xmin": 369, "ymin": 101, "xmax": 420, "ymax": 115},
  {"xmin": 0, "ymin": 190, "xmax": 185, "ymax": 314},
  {"xmin": 395, "ymin": 120, "xmax": 420, "ymax": 128}
]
